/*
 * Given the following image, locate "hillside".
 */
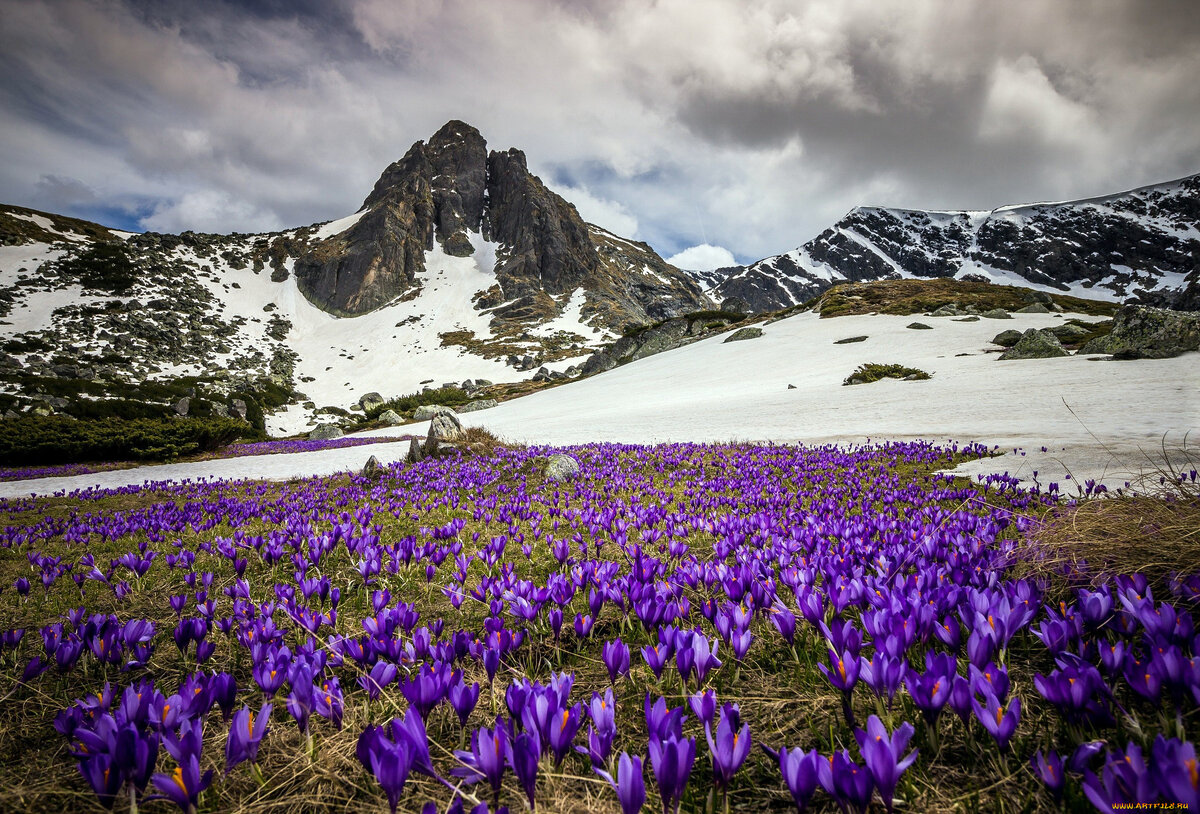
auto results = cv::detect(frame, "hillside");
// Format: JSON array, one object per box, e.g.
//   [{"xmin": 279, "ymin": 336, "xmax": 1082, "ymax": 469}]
[{"xmin": 706, "ymin": 174, "xmax": 1200, "ymax": 313}]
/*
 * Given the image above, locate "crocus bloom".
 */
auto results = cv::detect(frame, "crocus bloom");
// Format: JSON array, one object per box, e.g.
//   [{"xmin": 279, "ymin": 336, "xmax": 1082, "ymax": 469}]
[
  {"xmin": 511, "ymin": 730, "xmax": 540, "ymax": 811},
  {"xmin": 225, "ymin": 703, "xmax": 272, "ymax": 772},
  {"xmin": 972, "ymin": 693, "xmax": 1020, "ymax": 751},
  {"xmin": 1030, "ymin": 749, "xmax": 1065, "ymax": 801},
  {"xmin": 854, "ymin": 715, "xmax": 917, "ymax": 813},
  {"xmin": 649, "ymin": 735, "xmax": 695, "ymax": 814},
  {"xmin": 597, "ymin": 752, "xmax": 646, "ymax": 814},
  {"xmin": 602, "ymin": 639, "xmax": 631, "ymax": 683},
  {"xmin": 818, "ymin": 750, "xmax": 874, "ymax": 814},
  {"xmin": 688, "ymin": 690, "xmax": 717, "ymax": 727},
  {"xmin": 705, "ymin": 706, "xmax": 751, "ymax": 788},
  {"xmin": 151, "ymin": 754, "xmax": 212, "ymax": 814},
  {"xmin": 774, "ymin": 746, "xmax": 820, "ymax": 813}
]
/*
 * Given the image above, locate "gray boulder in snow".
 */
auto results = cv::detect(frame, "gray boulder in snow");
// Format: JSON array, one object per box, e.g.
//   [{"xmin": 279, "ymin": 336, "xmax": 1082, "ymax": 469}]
[
  {"xmin": 1015, "ymin": 302, "xmax": 1052, "ymax": 314},
  {"xmin": 723, "ymin": 326, "xmax": 763, "ymax": 343},
  {"xmin": 906, "ymin": 322, "xmax": 933, "ymax": 330},
  {"xmin": 991, "ymin": 330, "xmax": 1023, "ymax": 347},
  {"xmin": 458, "ymin": 399, "xmax": 499, "ymax": 413},
  {"xmin": 414, "ymin": 404, "xmax": 456, "ymax": 421},
  {"xmin": 1081, "ymin": 305, "xmax": 1200, "ymax": 359},
  {"xmin": 982, "ymin": 309, "xmax": 1013, "ymax": 319},
  {"xmin": 359, "ymin": 392, "xmax": 386, "ymax": 412},
  {"xmin": 1048, "ymin": 322, "xmax": 1093, "ymax": 344},
  {"xmin": 998, "ymin": 329, "xmax": 1068, "ymax": 360},
  {"xmin": 834, "ymin": 335, "xmax": 868, "ymax": 344},
  {"xmin": 377, "ymin": 409, "xmax": 404, "ymax": 426},
  {"xmin": 309, "ymin": 423, "xmax": 344, "ymax": 440},
  {"xmin": 545, "ymin": 454, "xmax": 581, "ymax": 482}
]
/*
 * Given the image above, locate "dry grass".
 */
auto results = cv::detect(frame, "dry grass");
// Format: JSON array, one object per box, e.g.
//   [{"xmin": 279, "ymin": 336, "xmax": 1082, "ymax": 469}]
[
  {"xmin": 812, "ymin": 278, "xmax": 1117, "ymax": 319},
  {"xmin": 1017, "ymin": 490, "xmax": 1200, "ymax": 595}
]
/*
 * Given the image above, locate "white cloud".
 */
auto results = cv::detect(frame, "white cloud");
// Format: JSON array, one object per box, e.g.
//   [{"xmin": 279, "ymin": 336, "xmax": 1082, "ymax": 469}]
[{"xmin": 666, "ymin": 244, "xmax": 738, "ymax": 271}]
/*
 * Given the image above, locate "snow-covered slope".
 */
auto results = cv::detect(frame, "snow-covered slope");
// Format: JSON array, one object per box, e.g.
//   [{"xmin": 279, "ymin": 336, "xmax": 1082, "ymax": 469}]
[
  {"xmin": 706, "ymin": 174, "xmax": 1200, "ymax": 313},
  {"xmin": 6, "ymin": 308, "xmax": 1195, "ymax": 497}
]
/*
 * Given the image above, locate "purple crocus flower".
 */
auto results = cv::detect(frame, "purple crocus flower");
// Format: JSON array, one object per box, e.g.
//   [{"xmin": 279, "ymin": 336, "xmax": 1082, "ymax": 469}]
[
  {"xmin": 548, "ymin": 703, "xmax": 584, "ymax": 766},
  {"xmin": 649, "ymin": 735, "xmax": 695, "ymax": 814},
  {"xmin": 151, "ymin": 754, "xmax": 212, "ymax": 814},
  {"xmin": 641, "ymin": 642, "xmax": 670, "ymax": 680},
  {"xmin": 688, "ymin": 690, "xmax": 717, "ymax": 727},
  {"xmin": 705, "ymin": 705, "xmax": 751, "ymax": 788},
  {"xmin": 972, "ymin": 693, "xmax": 1020, "ymax": 751},
  {"xmin": 1030, "ymin": 749, "xmax": 1065, "ymax": 802},
  {"xmin": 1150, "ymin": 735, "xmax": 1200, "ymax": 810},
  {"xmin": 773, "ymin": 745, "xmax": 820, "ymax": 813},
  {"xmin": 452, "ymin": 721, "xmax": 509, "ymax": 797},
  {"xmin": 79, "ymin": 752, "xmax": 123, "ymax": 810},
  {"xmin": 597, "ymin": 752, "xmax": 646, "ymax": 814},
  {"xmin": 854, "ymin": 715, "xmax": 917, "ymax": 813},
  {"xmin": 818, "ymin": 750, "xmax": 874, "ymax": 814},
  {"xmin": 449, "ymin": 678, "xmax": 481, "ymax": 727},
  {"xmin": 602, "ymin": 639, "xmax": 631, "ymax": 683},
  {"xmin": 511, "ymin": 730, "xmax": 540, "ymax": 811},
  {"xmin": 225, "ymin": 703, "xmax": 272, "ymax": 772},
  {"xmin": 645, "ymin": 695, "xmax": 686, "ymax": 744},
  {"xmin": 360, "ymin": 729, "xmax": 413, "ymax": 814}
]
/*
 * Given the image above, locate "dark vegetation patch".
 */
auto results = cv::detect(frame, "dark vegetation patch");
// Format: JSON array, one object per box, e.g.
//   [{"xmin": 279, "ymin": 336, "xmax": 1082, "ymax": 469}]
[
  {"xmin": 808, "ymin": 279, "xmax": 1118, "ymax": 319},
  {"xmin": 843, "ymin": 362, "xmax": 932, "ymax": 385},
  {"xmin": 0, "ymin": 416, "xmax": 259, "ymax": 465}
]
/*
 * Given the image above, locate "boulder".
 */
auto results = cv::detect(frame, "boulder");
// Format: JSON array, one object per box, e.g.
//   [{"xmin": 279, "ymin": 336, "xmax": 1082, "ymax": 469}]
[
  {"xmin": 230, "ymin": 399, "xmax": 248, "ymax": 420},
  {"xmin": 173, "ymin": 396, "xmax": 190, "ymax": 417},
  {"xmin": 953, "ymin": 316, "xmax": 980, "ymax": 322},
  {"xmin": 582, "ymin": 351, "xmax": 617, "ymax": 376},
  {"xmin": 458, "ymin": 399, "xmax": 499, "ymax": 413},
  {"xmin": 1015, "ymin": 302, "xmax": 1052, "ymax": 314},
  {"xmin": 982, "ymin": 309, "xmax": 1013, "ymax": 319},
  {"xmin": 413, "ymin": 404, "xmax": 456, "ymax": 421},
  {"xmin": 377, "ymin": 409, "xmax": 404, "ymax": 426},
  {"xmin": 929, "ymin": 304, "xmax": 960, "ymax": 317},
  {"xmin": 545, "ymin": 453, "xmax": 581, "ymax": 482},
  {"xmin": 991, "ymin": 330, "xmax": 1023, "ymax": 347},
  {"xmin": 361, "ymin": 455, "xmax": 383, "ymax": 478},
  {"xmin": 405, "ymin": 438, "xmax": 424, "ymax": 463},
  {"xmin": 906, "ymin": 322, "xmax": 933, "ymax": 330},
  {"xmin": 723, "ymin": 326, "xmax": 763, "ymax": 343},
  {"xmin": 1048, "ymin": 323, "xmax": 1093, "ymax": 344},
  {"xmin": 1081, "ymin": 305, "xmax": 1200, "ymax": 359},
  {"xmin": 998, "ymin": 329, "xmax": 1068, "ymax": 360},
  {"xmin": 834, "ymin": 335, "xmax": 868, "ymax": 344},
  {"xmin": 425, "ymin": 412, "xmax": 465, "ymax": 455},
  {"xmin": 308, "ymin": 423, "xmax": 344, "ymax": 440},
  {"xmin": 359, "ymin": 392, "xmax": 386, "ymax": 412}
]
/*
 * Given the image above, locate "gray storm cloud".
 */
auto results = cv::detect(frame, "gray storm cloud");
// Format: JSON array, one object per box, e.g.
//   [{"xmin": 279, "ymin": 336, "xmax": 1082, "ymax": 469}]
[{"xmin": 0, "ymin": 0, "xmax": 1197, "ymax": 266}]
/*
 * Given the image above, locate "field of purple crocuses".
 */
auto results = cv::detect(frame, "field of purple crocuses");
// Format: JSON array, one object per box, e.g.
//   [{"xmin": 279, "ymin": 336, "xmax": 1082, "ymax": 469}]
[{"xmin": 0, "ymin": 441, "xmax": 1196, "ymax": 813}]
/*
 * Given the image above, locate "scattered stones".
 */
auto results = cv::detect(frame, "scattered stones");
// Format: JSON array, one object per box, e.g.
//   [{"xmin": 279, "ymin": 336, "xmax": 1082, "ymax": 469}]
[
  {"xmin": 545, "ymin": 453, "xmax": 581, "ymax": 482},
  {"xmin": 787, "ymin": 384, "xmax": 797, "ymax": 389},
  {"xmin": 982, "ymin": 309, "xmax": 1013, "ymax": 319},
  {"xmin": 953, "ymin": 316, "xmax": 980, "ymax": 322},
  {"xmin": 998, "ymin": 328, "xmax": 1068, "ymax": 360},
  {"xmin": 308, "ymin": 423, "xmax": 344, "ymax": 440},
  {"xmin": 834, "ymin": 336, "xmax": 868, "ymax": 344},
  {"xmin": 723, "ymin": 326, "xmax": 763, "ymax": 343},
  {"xmin": 1080, "ymin": 305, "xmax": 1199, "ymax": 359},
  {"xmin": 906, "ymin": 322, "xmax": 933, "ymax": 330},
  {"xmin": 929, "ymin": 305, "xmax": 961, "ymax": 317},
  {"xmin": 377, "ymin": 409, "xmax": 404, "ymax": 426},
  {"xmin": 458, "ymin": 399, "xmax": 499, "ymax": 413},
  {"xmin": 991, "ymin": 330, "xmax": 1023, "ymax": 347}
]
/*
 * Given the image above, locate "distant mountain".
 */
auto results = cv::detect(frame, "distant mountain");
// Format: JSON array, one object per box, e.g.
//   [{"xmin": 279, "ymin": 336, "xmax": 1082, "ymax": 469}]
[
  {"xmin": 702, "ymin": 175, "xmax": 1200, "ymax": 313},
  {"xmin": 0, "ymin": 121, "xmax": 711, "ymax": 434}
]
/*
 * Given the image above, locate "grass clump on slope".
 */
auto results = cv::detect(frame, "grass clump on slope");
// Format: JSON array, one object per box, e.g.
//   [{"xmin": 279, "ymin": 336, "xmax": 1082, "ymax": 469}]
[{"xmin": 842, "ymin": 362, "xmax": 931, "ymax": 385}]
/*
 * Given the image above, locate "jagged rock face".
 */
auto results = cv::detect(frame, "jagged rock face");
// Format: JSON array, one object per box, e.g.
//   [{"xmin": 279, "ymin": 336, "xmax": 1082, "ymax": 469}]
[
  {"xmin": 703, "ymin": 175, "xmax": 1200, "ymax": 314},
  {"xmin": 295, "ymin": 143, "xmax": 434, "ymax": 316},
  {"xmin": 1082, "ymin": 305, "xmax": 1200, "ymax": 359},
  {"xmin": 485, "ymin": 148, "xmax": 599, "ymax": 320},
  {"xmin": 294, "ymin": 120, "xmax": 709, "ymax": 326}
]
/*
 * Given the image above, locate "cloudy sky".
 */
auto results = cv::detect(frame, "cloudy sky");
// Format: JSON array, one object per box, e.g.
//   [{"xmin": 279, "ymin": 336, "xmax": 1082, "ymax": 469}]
[{"xmin": 2, "ymin": 0, "xmax": 1198, "ymax": 269}]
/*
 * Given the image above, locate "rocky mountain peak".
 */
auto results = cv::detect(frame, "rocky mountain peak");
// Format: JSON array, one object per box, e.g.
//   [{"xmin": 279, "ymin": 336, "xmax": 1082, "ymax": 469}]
[{"xmin": 296, "ymin": 120, "xmax": 710, "ymax": 324}]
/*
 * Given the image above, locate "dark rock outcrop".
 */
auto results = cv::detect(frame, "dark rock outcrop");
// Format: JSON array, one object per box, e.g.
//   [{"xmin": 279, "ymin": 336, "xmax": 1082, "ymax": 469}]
[
  {"xmin": 1081, "ymin": 305, "xmax": 1200, "ymax": 359},
  {"xmin": 998, "ymin": 329, "xmax": 1068, "ymax": 360},
  {"xmin": 700, "ymin": 174, "xmax": 1200, "ymax": 314}
]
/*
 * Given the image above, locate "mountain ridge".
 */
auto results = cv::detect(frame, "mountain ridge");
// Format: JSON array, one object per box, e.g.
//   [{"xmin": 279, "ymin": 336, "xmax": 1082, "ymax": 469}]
[{"xmin": 702, "ymin": 172, "xmax": 1200, "ymax": 313}]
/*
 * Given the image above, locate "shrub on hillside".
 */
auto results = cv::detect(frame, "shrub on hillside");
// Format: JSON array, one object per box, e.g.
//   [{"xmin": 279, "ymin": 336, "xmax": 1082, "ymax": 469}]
[
  {"xmin": 365, "ymin": 386, "xmax": 473, "ymax": 420},
  {"xmin": 843, "ymin": 362, "xmax": 931, "ymax": 385},
  {"xmin": 0, "ymin": 416, "xmax": 259, "ymax": 465}
]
